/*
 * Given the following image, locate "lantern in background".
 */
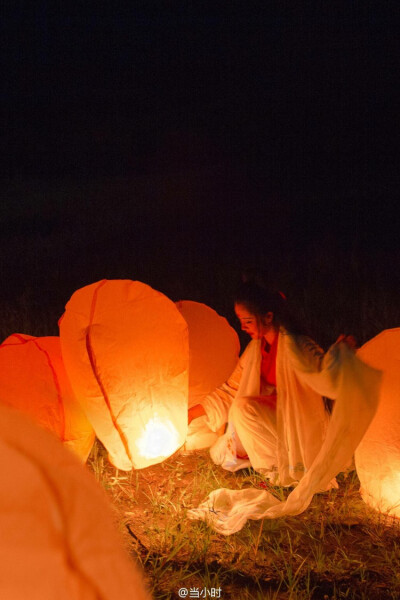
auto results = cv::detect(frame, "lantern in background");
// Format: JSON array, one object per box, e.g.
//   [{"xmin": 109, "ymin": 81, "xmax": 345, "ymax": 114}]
[
  {"xmin": 0, "ymin": 334, "xmax": 95, "ymax": 461},
  {"xmin": 355, "ymin": 328, "xmax": 400, "ymax": 518},
  {"xmin": 176, "ymin": 300, "xmax": 240, "ymax": 450},
  {"xmin": 60, "ymin": 279, "xmax": 188, "ymax": 470}
]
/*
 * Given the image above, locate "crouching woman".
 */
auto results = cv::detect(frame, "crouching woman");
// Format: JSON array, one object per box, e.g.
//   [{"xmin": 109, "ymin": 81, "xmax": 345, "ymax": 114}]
[{"xmin": 189, "ymin": 280, "xmax": 356, "ymax": 487}]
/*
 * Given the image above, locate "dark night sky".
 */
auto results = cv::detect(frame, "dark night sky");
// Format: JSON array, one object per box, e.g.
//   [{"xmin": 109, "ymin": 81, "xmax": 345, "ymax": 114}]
[{"xmin": 1, "ymin": 2, "xmax": 399, "ymax": 322}]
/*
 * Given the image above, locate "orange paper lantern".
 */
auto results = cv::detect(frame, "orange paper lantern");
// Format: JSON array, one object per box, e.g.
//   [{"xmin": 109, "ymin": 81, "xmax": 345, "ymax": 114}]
[
  {"xmin": 60, "ymin": 279, "xmax": 189, "ymax": 470},
  {"xmin": 176, "ymin": 300, "xmax": 240, "ymax": 406},
  {"xmin": 0, "ymin": 334, "xmax": 95, "ymax": 461},
  {"xmin": 0, "ymin": 403, "xmax": 150, "ymax": 600},
  {"xmin": 355, "ymin": 328, "xmax": 400, "ymax": 517},
  {"xmin": 176, "ymin": 300, "xmax": 240, "ymax": 450}
]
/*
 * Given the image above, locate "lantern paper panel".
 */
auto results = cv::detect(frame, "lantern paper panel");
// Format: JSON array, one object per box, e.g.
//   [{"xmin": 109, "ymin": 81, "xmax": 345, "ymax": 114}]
[
  {"xmin": 60, "ymin": 279, "xmax": 189, "ymax": 470},
  {"xmin": 355, "ymin": 328, "xmax": 400, "ymax": 517},
  {"xmin": 0, "ymin": 403, "xmax": 150, "ymax": 600},
  {"xmin": 176, "ymin": 300, "xmax": 240, "ymax": 407},
  {"xmin": 176, "ymin": 300, "xmax": 240, "ymax": 450},
  {"xmin": 0, "ymin": 334, "xmax": 95, "ymax": 462}
]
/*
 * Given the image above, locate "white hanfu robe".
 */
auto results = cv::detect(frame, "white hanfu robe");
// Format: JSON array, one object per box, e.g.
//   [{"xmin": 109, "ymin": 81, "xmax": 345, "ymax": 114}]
[
  {"xmin": 201, "ymin": 330, "xmax": 330, "ymax": 485},
  {"xmin": 189, "ymin": 333, "xmax": 381, "ymax": 534}
]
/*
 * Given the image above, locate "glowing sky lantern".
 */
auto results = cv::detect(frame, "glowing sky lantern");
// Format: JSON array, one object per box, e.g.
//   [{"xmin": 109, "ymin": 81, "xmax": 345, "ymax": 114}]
[
  {"xmin": 0, "ymin": 334, "xmax": 95, "ymax": 461},
  {"xmin": 60, "ymin": 279, "xmax": 189, "ymax": 470},
  {"xmin": 355, "ymin": 328, "xmax": 400, "ymax": 518},
  {"xmin": 176, "ymin": 300, "xmax": 240, "ymax": 450}
]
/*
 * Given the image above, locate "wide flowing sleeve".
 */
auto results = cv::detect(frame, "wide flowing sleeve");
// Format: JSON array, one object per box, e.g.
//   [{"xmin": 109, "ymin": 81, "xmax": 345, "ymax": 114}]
[
  {"xmin": 284, "ymin": 333, "xmax": 343, "ymax": 399},
  {"xmin": 199, "ymin": 348, "xmax": 247, "ymax": 432}
]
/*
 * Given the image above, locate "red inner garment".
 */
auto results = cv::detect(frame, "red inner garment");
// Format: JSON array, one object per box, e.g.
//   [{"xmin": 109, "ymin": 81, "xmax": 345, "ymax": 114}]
[{"xmin": 259, "ymin": 333, "xmax": 278, "ymax": 407}]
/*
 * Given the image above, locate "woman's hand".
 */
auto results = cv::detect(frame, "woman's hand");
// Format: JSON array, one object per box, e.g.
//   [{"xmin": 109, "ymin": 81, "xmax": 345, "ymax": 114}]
[
  {"xmin": 335, "ymin": 334, "xmax": 358, "ymax": 350},
  {"xmin": 188, "ymin": 404, "xmax": 206, "ymax": 425}
]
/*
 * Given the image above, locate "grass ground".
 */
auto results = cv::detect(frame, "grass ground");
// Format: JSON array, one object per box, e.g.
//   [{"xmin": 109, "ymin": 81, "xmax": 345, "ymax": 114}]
[{"xmin": 88, "ymin": 440, "xmax": 400, "ymax": 600}]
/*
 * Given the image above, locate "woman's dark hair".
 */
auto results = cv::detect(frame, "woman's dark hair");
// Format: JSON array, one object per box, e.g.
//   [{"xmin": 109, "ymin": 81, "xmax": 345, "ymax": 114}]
[
  {"xmin": 234, "ymin": 276, "xmax": 331, "ymax": 412},
  {"xmin": 233, "ymin": 279, "xmax": 309, "ymax": 337}
]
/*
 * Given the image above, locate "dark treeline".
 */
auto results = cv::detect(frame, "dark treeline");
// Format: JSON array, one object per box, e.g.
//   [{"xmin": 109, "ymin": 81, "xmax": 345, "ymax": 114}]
[{"xmin": 1, "ymin": 176, "xmax": 399, "ymax": 349}]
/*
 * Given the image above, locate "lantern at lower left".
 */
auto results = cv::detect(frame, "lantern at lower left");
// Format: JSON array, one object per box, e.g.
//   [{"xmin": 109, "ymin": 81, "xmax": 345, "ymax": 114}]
[
  {"xmin": 0, "ymin": 403, "xmax": 150, "ymax": 600},
  {"xmin": 60, "ymin": 279, "xmax": 189, "ymax": 470}
]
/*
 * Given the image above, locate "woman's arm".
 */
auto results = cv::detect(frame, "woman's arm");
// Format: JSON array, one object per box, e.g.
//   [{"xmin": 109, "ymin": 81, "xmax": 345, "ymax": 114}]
[
  {"xmin": 188, "ymin": 356, "xmax": 244, "ymax": 432},
  {"xmin": 188, "ymin": 403, "xmax": 206, "ymax": 424},
  {"xmin": 285, "ymin": 332, "xmax": 358, "ymax": 399}
]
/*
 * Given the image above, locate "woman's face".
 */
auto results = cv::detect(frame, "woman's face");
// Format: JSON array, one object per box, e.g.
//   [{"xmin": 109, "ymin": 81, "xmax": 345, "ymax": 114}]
[{"xmin": 234, "ymin": 303, "xmax": 272, "ymax": 339}]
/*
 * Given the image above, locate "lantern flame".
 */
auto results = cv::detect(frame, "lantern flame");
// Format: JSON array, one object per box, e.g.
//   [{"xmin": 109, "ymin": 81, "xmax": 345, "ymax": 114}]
[{"xmin": 136, "ymin": 417, "xmax": 180, "ymax": 459}]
